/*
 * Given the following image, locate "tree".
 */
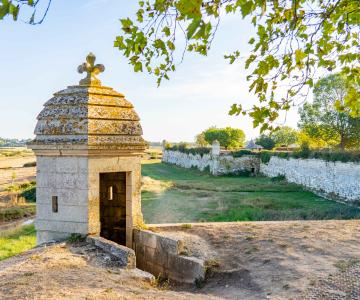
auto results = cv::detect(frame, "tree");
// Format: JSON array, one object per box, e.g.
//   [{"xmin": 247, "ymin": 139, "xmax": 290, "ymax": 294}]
[
  {"xmin": 0, "ymin": 0, "xmax": 52, "ymax": 24},
  {"xmin": 195, "ymin": 132, "xmax": 209, "ymax": 147},
  {"xmin": 297, "ymin": 129, "xmax": 329, "ymax": 149},
  {"xmin": 1, "ymin": 1, "xmax": 359, "ymax": 130},
  {"xmin": 272, "ymin": 126, "xmax": 298, "ymax": 147},
  {"xmin": 298, "ymin": 74, "xmax": 360, "ymax": 150},
  {"xmin": 114, "ymin": 0, "xmax": 360, "ymax": 131},
  {"xmin": 256, "ymin": 134, "xmax": 275, "ymax": 150},
  {"xmin": 202, "ymin": 127, "xmax": 245, "ymax": 149}
]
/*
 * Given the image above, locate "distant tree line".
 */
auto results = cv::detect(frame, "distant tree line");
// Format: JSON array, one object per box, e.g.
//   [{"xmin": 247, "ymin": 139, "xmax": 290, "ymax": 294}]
[
  {"xmin": 194, "ymin": 74, "xmax": 359, "ymax": 152},
  {"xmin": 0, "ymin": 138, "xmax": 31, "ymax": 147},
  {"xmin": 196, "ymin": 127, "xmax": 246, "ymax": 150}
]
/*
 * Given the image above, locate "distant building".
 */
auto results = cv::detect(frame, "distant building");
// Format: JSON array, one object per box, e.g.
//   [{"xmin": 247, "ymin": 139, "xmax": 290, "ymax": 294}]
[{"xmin": 246, "ymin": 140, "xmax": 263, "ymax": 150}]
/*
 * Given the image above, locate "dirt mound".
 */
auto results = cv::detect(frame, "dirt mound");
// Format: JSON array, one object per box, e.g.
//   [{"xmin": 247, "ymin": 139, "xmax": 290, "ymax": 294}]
[
  {"xmin": 153, "ymin": 220, "xmax": 360, "ymax": 299},
  {"xmin": 0, "ymin": 242, "xmax": 214, "ymax": 300}
]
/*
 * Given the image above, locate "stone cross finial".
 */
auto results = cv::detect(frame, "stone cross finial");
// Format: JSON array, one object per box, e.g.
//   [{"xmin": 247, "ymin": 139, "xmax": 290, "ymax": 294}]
[{"xmin": 77, "ymin": 52, "xmax": 105, "ymax": 86}]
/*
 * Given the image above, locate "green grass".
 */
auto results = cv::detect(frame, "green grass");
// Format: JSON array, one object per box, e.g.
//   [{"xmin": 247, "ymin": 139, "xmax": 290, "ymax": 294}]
[
  {"xmin": 0, "ymin": 224, "xmax": 36, "ymax": 260},
  {"xmin": 141, "ymin": 161, "xmax": 360, "ymax": 223}
]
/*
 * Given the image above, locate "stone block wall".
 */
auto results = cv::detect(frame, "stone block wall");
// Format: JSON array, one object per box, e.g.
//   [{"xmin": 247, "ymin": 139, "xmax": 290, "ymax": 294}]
[
  {"xmin": 133, "ymin": 229, "xmax": 206, "ymax": 283},
  {"xmin": 162, "ymin": 150, "xmax": 259, "ymax": 175},
  {"xmin": 36, "ymin": 156, "xmax": 90, "ymax": 244},
  {"xmin": 162, "ymin": 149, "xmax": 359, "ymax": 202},
  {"xmin": 36, "ymin": 155, "xmax": 144, "ymax": 246},
  {"xmin": 260, "ymin": 156, "xmax": 360, "ymax": 202}
]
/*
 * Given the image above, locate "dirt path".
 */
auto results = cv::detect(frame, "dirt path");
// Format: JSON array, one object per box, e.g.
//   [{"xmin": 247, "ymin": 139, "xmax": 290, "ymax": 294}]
[{"xmin": 153, "ymin": 220, "xmax": 360, "ymax": 299}]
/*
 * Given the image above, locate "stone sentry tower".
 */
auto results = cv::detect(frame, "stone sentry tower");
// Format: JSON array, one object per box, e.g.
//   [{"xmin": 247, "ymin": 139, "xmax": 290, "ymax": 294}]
[{"xmin": 28, "ymin": 53, "xmax": 147, "ymax": 247}]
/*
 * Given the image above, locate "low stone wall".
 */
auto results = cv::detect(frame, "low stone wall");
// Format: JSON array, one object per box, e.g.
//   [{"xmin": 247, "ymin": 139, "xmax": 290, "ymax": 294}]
[
  {"xmin": 260, "ymin": 156, "xmax": 360, "ymax": 202},
  {"xmin": 162, "ymin": 150, "xmax": 259, "ymax": 175},
  {"xmin": 133, "ymin": 229, "xmax": 206, "ymax": 284}
]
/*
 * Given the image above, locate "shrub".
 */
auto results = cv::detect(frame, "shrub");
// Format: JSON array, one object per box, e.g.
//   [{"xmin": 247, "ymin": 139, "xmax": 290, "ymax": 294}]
[
  {"xmin": 293, "ymin": 142, "xmax": 311, "ymax": 158},
  {"xmin": 256, "ymin": 134, "xmax": 275, "ymax": 150},
  {"xmin": 259, "ymin": 151, "xmax": 272, "ymax": 163},
  {"xmin": 166, "ymin": 145, "xmax": 210, "ymax": 157},
  {"xmin": 67, "ymin": 233, "xmax": 85, "ymax": 243},
  {"xmin": 261, "ymin": 149, "xmax": 360, "ymax": 164},
  {"xmin": 231, "ymin": 149, "xmax": 255, "ymax": 158}
]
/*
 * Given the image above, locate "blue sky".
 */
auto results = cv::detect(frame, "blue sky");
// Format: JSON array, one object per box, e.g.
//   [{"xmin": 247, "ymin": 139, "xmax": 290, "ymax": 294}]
[{"xmin": 0, "ymin": 1, "xmax": 299, "ymax": 142}]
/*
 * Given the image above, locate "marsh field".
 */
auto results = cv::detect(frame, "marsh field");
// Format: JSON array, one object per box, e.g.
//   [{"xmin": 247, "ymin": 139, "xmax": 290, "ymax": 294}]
[{"xmin": 142, "ymin": 159, "xmax": 360, "ymax": 224}]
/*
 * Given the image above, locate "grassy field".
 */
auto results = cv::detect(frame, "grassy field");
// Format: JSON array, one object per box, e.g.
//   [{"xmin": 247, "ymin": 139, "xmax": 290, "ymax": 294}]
[
  {"xmin": 0, "ymin": 224, "xmax": 36, "ymax": 260},
  {"xmin": 141, "ymin": 160, "xmax": 360, "ymax": 223}
]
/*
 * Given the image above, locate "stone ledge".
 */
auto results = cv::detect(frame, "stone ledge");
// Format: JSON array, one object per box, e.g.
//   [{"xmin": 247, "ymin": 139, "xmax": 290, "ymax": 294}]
[
  {"xmin": 133, "ymin": 229, "xmax": 185, "ymax": 254},
  {"xmin": 86, "ymin": 235, "xmax": 136, "ymax": 269},
  {"xmin": 133, "ymin": 229, "xmax": 205, "ymax": 284}
]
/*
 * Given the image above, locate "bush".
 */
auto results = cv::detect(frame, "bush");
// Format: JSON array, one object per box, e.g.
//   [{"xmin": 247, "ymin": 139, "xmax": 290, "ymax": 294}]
[
  {"xmin": 166, "ymin": 145, "xmax": 210, "ymax": 157},
  {"xmin": 231, "ymin": 149, "xmax": 256, "ymax": 158},
  {"xmin": 293, "ymin": 142, "xmax": 311, "ymax": 158},
  {"xmin": 261, "ymin": 149, "xmax": 360, "ymax": 164},
  {"xmin": 256, "ymin": 134, "xmax": 275, "ymax": 150},
  {"xmin": 259, "ymin": 151, "xmax": 272, "ymax": 163}
]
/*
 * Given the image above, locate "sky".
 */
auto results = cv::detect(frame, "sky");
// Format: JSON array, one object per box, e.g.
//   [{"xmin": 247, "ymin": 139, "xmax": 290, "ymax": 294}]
[{"xmin": 0, "ymin": 0, "xmax": 300, "ymax": 142}]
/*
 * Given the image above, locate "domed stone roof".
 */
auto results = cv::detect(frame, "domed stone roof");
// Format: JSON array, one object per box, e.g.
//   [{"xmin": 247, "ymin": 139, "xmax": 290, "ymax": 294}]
[{"xmin": 30, "ymin": 53, "xmax": 147, "ymax": 151}]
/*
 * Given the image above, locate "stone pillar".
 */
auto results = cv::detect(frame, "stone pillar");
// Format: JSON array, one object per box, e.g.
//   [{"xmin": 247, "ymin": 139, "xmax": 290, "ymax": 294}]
[
  {"xmin": 162, "ymin": 139, "xmax": 167, "ymax": 152},
  {"xmin": 211, "ymin": 140, "xmax": 220, "ymax": 156}
]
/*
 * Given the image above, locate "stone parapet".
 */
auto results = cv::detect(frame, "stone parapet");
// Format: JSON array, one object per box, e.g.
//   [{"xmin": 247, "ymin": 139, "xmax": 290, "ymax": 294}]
[{"xmin": 133, "ymin": 229, "xmax": 206, "ymax": 284}]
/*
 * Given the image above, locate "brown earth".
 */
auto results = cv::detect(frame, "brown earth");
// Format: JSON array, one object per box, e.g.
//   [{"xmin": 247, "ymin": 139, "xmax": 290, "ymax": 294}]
[
  {"xmin": 0, "ymin": 220, "xmax": 359, "ymax": 299},
  {"xmin": 0, "ymin": 242, "xmax": 213, "ymax": 300},
  {"xmin": 152, "ymin": 220, "xmax": 360, "ymax": 299}
]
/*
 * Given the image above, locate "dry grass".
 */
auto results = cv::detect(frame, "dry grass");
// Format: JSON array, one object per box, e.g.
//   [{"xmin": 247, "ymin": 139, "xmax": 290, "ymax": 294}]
[{"xmin": 0, "ymin": 243, "xmax": 215, "ymax": 300}]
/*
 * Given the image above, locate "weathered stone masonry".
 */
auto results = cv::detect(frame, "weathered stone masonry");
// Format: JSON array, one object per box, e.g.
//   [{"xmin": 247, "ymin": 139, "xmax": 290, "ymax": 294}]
[
  {"xmin": 163, "ymin": 147, "xmax": 360, "ymax": 202},
  {"xmin": 260, "ymin": 156, "xmax": 360, "ymax": 202},
  {"xmin": 133, "ymin": 229, "xmax": 206, "ymax": 283},
  {"xmin": 28, "ymin": 53, "xmax": 147, "ymax": 246},
  {"xmin": 162, "ymin": 150, "xmax": 260, "ymax": 175}
]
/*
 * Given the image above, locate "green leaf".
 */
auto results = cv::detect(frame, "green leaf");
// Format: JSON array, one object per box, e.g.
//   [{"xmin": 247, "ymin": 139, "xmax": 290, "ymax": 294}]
[
  {"xmin": 187, "ymin": 18, "xmax": 201, "ymax": 39},
  {"xmin": 134, "ymin": 62, "xmax": 143, "ymax": 72},
  {"xmin": 163, "ymin": 26, "xmax": 171, "ymax": 37},
  {"xmin": 240, "ymin": 1, "xmax": 254, "ymax": 18},
  {"xmin": 167, "ymin": 40, "xmax": 175, "ymax": 50}
]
